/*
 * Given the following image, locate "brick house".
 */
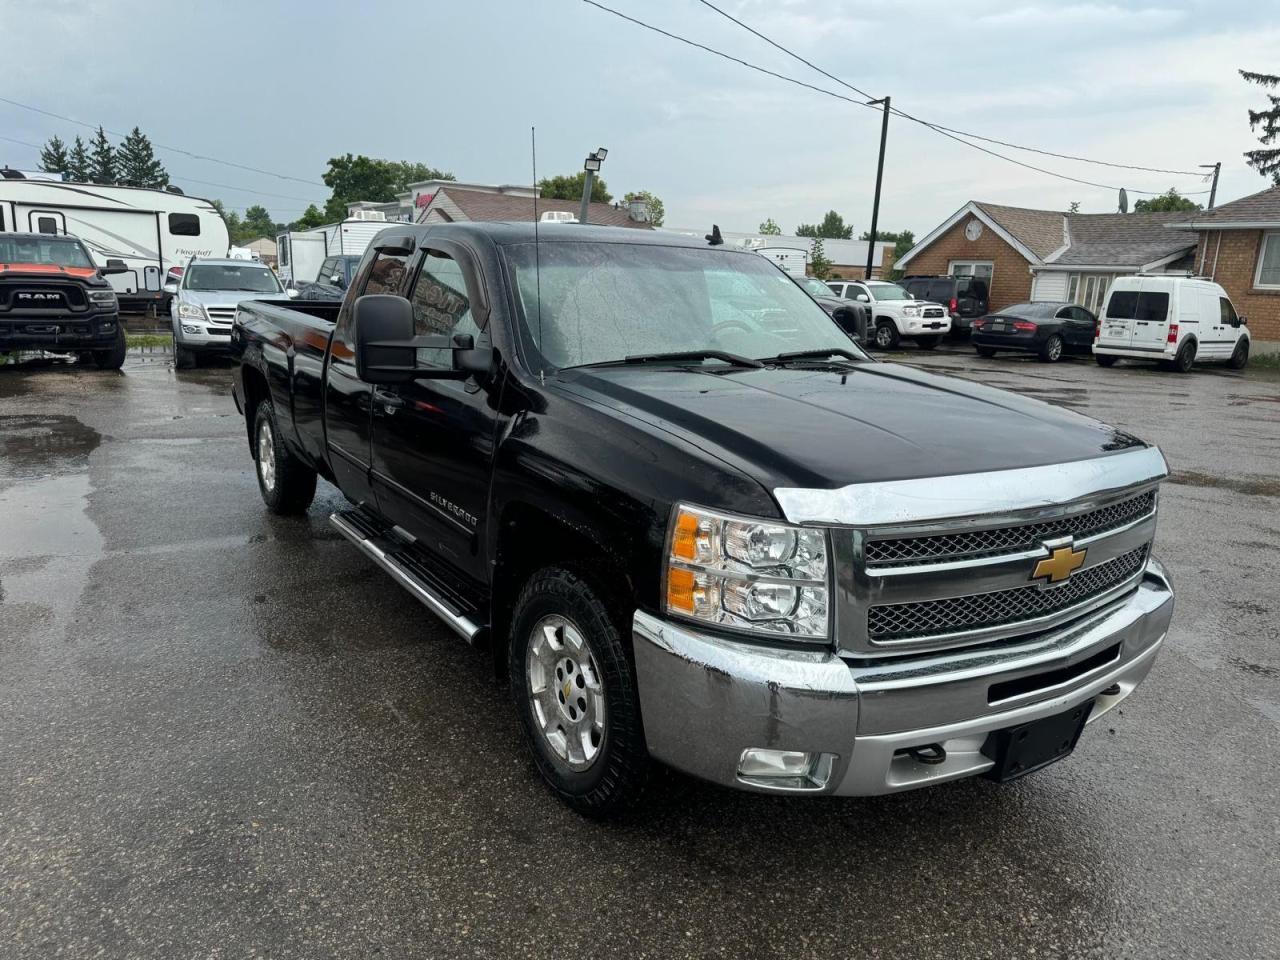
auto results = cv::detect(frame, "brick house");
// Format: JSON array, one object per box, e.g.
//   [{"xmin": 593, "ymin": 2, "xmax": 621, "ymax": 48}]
[
  {"xmin": 1166, "ymin": 184, "xmax": 1280, "ymax": 349},
  {"xmin": 896, "ymin": 201, "xmax": 1197, "ymax": 315}
]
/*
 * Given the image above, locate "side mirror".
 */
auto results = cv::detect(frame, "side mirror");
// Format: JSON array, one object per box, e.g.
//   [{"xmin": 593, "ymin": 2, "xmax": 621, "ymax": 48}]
[
  {"xmin": 1238, "ymin": 315, "xmax": 1247, "ymax": 326},
  {"xmin": 354, "ymin": 294, "xmax": 416, "ymax": 384},
  {"xmin": 833, "ymin": 305, "xmax": 868, "ymax": 343},
  {"xmin": 855, "ymin": 293, "xmax": 870, "ymax": 303},
  {"xmin": 330, "ymin": 274, "xmax": 345, "ymax": 287},
  {"xmin": 102, "ymin": 258, "xmax": 129, "ymax": 276},
  {"xmin": 286, "ymin": 287, "xmax": 299, "ymax": 299},
  {"xmin": 163, "ymin": 281, "xmax": 179, "ymax": 294}
]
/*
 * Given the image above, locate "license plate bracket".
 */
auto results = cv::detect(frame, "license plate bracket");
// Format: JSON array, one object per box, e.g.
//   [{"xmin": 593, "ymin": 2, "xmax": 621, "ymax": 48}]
[
  {"xmin": 981, "ymin": 700, "xmax": 1093, "ymax": 782},
  {"xmin": 991, "ymin": 322, "xmax": 1007, "ymax": 332}
]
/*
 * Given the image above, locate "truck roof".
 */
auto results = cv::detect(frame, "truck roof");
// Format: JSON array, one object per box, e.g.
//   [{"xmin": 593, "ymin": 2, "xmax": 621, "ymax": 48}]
[{"xmin": 402, "ymin": 221, "xmax": 750, "ymax": 253}]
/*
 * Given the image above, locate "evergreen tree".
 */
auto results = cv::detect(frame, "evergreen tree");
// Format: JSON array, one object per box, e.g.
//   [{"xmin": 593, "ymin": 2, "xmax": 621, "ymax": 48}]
[
  {"xmin": 758, "ymin": 218, "xmax": 782, "ymax": 235},
  {"xmin": 89, "ymin": 126, "xmax": 117, "ymax": 184},
  {"xmin": 38, "ymin": 135, "xmax": 70, "ymax": 178},
  {"xmin": 117, "ymin": 127, "xmax": 168, "ymax": 188},
  {"xmin": 1241, "ymin": 69, "xmax": 1280, "ymax": 186},
  {"xmin": 66, "ymin": 136, "xmax": 91, "ymax": 182},
  {"xmin": 809, "ymin": 237, "xmax": 834, "ymax": 280}
]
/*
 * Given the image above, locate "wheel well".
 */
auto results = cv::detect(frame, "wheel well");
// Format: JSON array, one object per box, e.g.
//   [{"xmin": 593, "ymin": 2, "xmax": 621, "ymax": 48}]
[
  {"xmin": 876, "ymin": 316, "xmax": 895, "ymax": 326},
  {"xmin": 240, "ymin": 365, "xmax": 270, "ymax": 457},
  {"xmin": 489, "ymin": 503, "xmax": 636, "ymax": 678}
]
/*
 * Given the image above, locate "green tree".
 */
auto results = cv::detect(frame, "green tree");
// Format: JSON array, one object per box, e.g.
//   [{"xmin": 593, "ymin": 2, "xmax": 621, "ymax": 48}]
[
  {"xmin": 859, "ymin": 228, "xmax": 916, "ymax": 276},
  {"xmin": 1068, "ymin": 200, "xmax": 1081, "ymax": 213},
  {"xmin": 623, "ymin": 190, "xmax": 664, "ymax": 227},
  {"xmin": 1241, "ymin": 69, "xmax": 1280, "ymax": 185},
  {"xmin": 290, "ymin": 204, "xmax": 327, "ymax": 230},
  {"xmin": 240, "ymin": 204, "xmax": 278, "ymax": 240},
  {"xmin": 758, "ymin": 218, "xmax": 782, "ymax": 235},
  {"xmin": 1133, "ymin": 188, "xmax": 1201, "ymax": 213},
  {"xmin": 116, "ymin": 127, "xmax": 169, "ymax": 188},
  {"xmin": 809, "ymin": 237, "xmax": 834, "ymax": 280},
  {"xmin": 321, "ymin": 154, "xmax": 453, "ymax": 222},
  {"xmin": 537, "ymin": 171, "xmax": 612, "ymax": 204},
  {"xmin": 796, "ymin": 210, "xmax": 852, "ymax": 239},
  {"xmin": 39, "ymin": 135, "xmax": 69, "ymax": 178},
  {"xmin": 89, "ymin": 126, "xmax": 116, "ymax": 184},
  {"xmin": 211, "ymin": 199, "xmax": 242, "ymax": 243},
  {"xmin": 66, "ymin": 136, "xmax": 91, "ymax": 181}
]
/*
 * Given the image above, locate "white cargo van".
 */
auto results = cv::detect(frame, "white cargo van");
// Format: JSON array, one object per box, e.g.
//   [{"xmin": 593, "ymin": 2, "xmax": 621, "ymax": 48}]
[{"xmin": 1093, "ymin": 275, "xmax": 1250, "ymax": 372}]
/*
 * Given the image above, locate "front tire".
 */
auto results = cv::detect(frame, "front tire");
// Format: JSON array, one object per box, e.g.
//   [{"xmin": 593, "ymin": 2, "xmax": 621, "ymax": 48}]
[
  {"xmin": 253, "ymin": 400, "xmax": 317, "ymax": 515},
  {"xmin": 1038, "ymin": 334, "xmax": 1064, "ymax": 363},
  {"xmin": 92, "ymin": 328, "xmax": 127, "ymax": 370},
  {"xmin": 510, "ymin": 567, "xmax": 649, "ymax": 818},
  {"xmin": 874, "ymin": 320, "xmax": 900, "ymax": 350},
  {"xmin": 915, "ymin": 335, "xmax": 941, "ymax": 350},
  {"xmin": 1229, "ymin": 339, "xmax": 1249, "ymax": 370}
]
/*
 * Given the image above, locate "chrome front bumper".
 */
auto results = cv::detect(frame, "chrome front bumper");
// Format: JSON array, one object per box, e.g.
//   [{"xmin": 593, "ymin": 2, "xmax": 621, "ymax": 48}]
[{"xmin": 633, "ymin": 559, "xmax": 1174, "ymax": 796}]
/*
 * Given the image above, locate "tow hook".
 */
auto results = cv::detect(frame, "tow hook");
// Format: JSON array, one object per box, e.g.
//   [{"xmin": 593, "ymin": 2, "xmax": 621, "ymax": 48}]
[{"xmin": 907, "ymin": 743, "xmax": 947, "ymax": 765}]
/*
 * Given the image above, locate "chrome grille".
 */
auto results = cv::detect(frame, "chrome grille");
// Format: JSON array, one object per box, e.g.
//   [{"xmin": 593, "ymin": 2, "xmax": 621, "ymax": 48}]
[
  {"xmin": 205, "ymin": 306, "xmax": 237, "ymax": 322},
  {"xmin": 865, "ymin": 490, "xmax": 1155, "ymax": 567},
  {"xmin": 922, "ymin": 307, "xmax": 945, "ymax": 318},
  {"xmin": 867, "ymin": 545, "xmax": 1148, "ymax": 642}
]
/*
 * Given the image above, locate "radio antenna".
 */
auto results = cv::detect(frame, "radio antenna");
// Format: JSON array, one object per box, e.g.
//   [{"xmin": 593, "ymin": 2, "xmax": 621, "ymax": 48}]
[{"xmin": 531, "ymin": 125, "xmax": 543, "ymax": 380}]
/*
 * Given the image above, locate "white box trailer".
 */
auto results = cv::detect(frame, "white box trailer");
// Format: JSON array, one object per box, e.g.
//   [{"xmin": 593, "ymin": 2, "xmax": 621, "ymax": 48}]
[
  {"xmin": 753, "ymin": 245, "xmax": 808, "ymax": 278},
  {"xmin": 277, "ymin": 214, "xmax": 395, "ymax": 286},
  {"xmin": 0, "ymin": 175, "xmax": 229, "ymax": 309}
]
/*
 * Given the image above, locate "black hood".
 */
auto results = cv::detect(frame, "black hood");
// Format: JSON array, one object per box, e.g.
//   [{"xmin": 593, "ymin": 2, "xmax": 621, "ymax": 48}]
[{"xmin": 556, "ymin": 361, "xmax": 1144, "ymax": 492}]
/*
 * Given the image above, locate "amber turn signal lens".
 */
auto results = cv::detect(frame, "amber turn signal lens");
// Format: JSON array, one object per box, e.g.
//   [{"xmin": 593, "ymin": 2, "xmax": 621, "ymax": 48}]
[
  {"xmin": 666, "ymin": 566, "xmax": 696, "ymax": 613},
  {"xmin": 670, "ymin": 510, "xmax": 700, "ymax": 561}
]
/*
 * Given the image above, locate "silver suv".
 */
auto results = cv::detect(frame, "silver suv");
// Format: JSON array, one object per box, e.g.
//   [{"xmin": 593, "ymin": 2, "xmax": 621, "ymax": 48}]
[{"xmin": 166, "ymin": 258, "xmax": 285, "ymax": 369}]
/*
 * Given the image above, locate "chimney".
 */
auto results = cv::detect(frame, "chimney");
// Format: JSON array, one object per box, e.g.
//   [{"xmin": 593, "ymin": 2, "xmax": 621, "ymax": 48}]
[{"xmin": 627, "ymin": 198, "xmax": 651, "ymax": 223}]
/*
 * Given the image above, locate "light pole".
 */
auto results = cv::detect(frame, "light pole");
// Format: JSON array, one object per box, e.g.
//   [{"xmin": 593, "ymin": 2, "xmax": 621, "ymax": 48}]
[
  {"xmin": 865, "ymin": 97, "xmax": 890, "ymax": 280},
  {"xmin": 1200, "ymin": 162, "xmax": 1221, "ymax": 210},
  {"xmin": 579, "ymin": 147, "xmax": 607, "ymax": 224}
]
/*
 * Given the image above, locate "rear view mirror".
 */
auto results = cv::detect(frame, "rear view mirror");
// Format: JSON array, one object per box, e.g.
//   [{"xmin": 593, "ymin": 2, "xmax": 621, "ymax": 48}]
[
  {"xmin": 354, "ymin": 294, "xmax": 416, "ymax": 384},
  {"xmin": 102, "ymin": 258, "xmax": 129, "ymax": 275}
]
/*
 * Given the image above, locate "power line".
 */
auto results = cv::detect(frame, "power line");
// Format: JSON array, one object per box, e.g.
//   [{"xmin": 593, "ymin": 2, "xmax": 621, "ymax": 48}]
[
  {"xmin": 0, "ymin": 95, "xmax": 326, "ymax": 187},
  {"xmin": 582, "ymin": 1, "xmax": 1208, "ymax": 196},
  {"xmin": 694, "ymin": 0, "xmax": 1204, "ymax": 179}
]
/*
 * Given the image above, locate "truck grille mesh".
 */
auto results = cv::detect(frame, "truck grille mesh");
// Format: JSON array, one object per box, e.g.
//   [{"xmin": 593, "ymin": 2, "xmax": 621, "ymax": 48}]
[
  {"xmin": 867, "ymin": 545, "xmax": 1148, "ymax": 642},
  {"xmin": 864, "ymin": 490, "xmax": 1155, "ymax": 567}
]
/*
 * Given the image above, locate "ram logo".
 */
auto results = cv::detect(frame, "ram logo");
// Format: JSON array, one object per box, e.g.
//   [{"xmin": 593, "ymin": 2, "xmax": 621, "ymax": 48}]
[{"xmin": 16, "ymin": 292, "xmax": 61, "ymax": 301}]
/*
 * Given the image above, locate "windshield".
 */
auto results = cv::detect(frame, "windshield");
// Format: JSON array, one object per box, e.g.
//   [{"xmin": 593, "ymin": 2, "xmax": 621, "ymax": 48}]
[
  {"xmin": 866, "ymin": 282, "xmax": 912, "ymax": 301},
  {"xmin": 184, "ymin": 263, "xmax": 281, "ymax": 293},
  {"xmin": 796, "ymin": 277, "xmax": 832, "ymax": 298},
  {"xmin": 0, "ymin": 236, "xmax": 94, "ymax": 268},
  {"xmin": 506, "ymin": 241, "xmax": 867, "ymax": 369},
  {"xmin": 996, "ymin": 302, "xmax": 1060, "ymax": 317}
]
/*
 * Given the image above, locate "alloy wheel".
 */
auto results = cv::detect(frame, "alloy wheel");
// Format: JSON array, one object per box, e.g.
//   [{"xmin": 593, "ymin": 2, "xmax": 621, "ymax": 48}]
[
  {"xmin": 257, "ymin": 419, "xmax": 276, "ymax": 492},
  {"xmin": 526, "ymin": 615, "xmax": 606, "ymax": 772}
]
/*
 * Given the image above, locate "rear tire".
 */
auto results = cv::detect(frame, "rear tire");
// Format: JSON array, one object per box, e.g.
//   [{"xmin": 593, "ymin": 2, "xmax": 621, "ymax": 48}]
[
  {"xmin": 1163, "ymin": 341, "xmax": 1196, "ymax": 373},
  {"xmin": 1229, "ymin": 339, "xmax": 1249, "ymax": 370},
  {"xmin": 1095, "ymin": 354, "xmax": 1118, "ymax": 367},
  {"xmin": 915, "ymin": 335, "xmax": 941, "ymax": 350},
  {"xmin": 874, "ymin": 320, "xmax": 900, "ymax": 350},
  {"xmin": 1038, "ymin": 334, "xmax": 1064, "ymax": 363},
  {"xmin": 253, "ymin": 400, "xmax": 317, "ymax": 515},
  {"xmin": 92, "ymin": 328, "xmax": 127, "ymax": 370},
  {"xmin": 976, "ymin": 346, "xmax": 997, "ymax": 358},
  {"xmin": 510, "ymin": 567, "xmax": 650, "ymax": 818}
]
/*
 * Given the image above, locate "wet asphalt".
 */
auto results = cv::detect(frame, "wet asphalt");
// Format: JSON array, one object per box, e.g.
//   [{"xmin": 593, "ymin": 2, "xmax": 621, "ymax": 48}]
[{"xmin": 0, "ymin": 346, "xmax": 1277, "ymax": 959}]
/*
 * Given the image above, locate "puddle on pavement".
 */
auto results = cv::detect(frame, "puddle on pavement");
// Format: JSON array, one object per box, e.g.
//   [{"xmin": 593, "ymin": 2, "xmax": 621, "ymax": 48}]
[
  {"xmin": 0, "ymin": 414, "xmax": 101, "ymax": 482},
  {"xmin": 1168, "ymin": 469, "xmax": 1280, "ymax": 497}
]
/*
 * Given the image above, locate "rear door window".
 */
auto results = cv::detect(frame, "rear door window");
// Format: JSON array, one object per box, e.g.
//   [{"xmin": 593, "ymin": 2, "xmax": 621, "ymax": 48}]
[{"xmin": 1106, "ymin": 290, "xmax": 1168, "ymax": 321}]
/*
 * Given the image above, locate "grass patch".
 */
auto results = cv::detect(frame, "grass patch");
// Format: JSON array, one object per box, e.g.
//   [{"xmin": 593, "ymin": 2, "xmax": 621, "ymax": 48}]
[
  {"xmin": 126, "ymin": 334, "xmax": 172, "ymax": 349},
  {"xmin": 1250, "ymin": 350, "xmax": 1280, "ymax": 369}
]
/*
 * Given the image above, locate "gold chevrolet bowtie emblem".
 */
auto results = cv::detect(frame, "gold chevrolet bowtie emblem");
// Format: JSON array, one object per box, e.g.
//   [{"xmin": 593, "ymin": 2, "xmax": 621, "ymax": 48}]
[{"xmin": 1033, "ymin": 545, "xmax": 1087, "ymax": 584}]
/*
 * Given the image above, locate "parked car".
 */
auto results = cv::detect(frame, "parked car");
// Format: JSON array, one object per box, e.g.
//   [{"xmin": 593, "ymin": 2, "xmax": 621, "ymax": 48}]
[
  {"xmin": 794, "ymin": 275, "xmax": 868, "ymax": 342},
  {"xmin": 827, "ymin": 279, "xmax": 949, "ymax": 349},
  {"xmin": 1093, "ymin": 275, "xmax": 1249, "ymax": 372},
  {"xmin": 901, "ymin": 275, "xmax": 991, "ymax": 335},
  {"xmin": 0, "ymin": 232, "xmax": 127, "ymax": 368},
  {"xmin": 166, "ymin": 257, "xmax": 287, "ymax": 369},
  {"xmin": 232, "ymin": 222, "xmax": 1174, "ymax": 817},
  {"xmin": 293, "ymin": 254, "xmax": 363, "ymax": 300},
  {"xmin": 971, "ymin": 301, "xmax": 1098, "ymax": 362}
]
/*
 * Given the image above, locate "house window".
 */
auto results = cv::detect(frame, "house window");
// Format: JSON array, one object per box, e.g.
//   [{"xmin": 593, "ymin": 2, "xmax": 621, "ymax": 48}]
[
  {"xmin": 1067, "ymin": 273, "xmax": 1116, "ymax": 314},
  {"xmin": 949, "ymin": 261, "xmax": 993, "ymax": 282},
  {"xmin": 1255, "ymin": 231, "xmax": 1280, "ymax": 289}
]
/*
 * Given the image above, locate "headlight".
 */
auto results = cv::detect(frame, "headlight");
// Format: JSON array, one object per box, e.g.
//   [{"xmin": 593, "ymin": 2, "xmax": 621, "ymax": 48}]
[
  {"xmin": 665, "ymin": 504, "xmax": 829, "ymax": 640},
  {"xmin": 88, "ymin": 289, "xmax": 117, "ymax": 306},
  {"xmin": 902, "ymin": 304, "xmax": 920, "ymax": 317},
  {"xmin": 177, "ymin": 302, "xmax": 205, "ymax": 320}
]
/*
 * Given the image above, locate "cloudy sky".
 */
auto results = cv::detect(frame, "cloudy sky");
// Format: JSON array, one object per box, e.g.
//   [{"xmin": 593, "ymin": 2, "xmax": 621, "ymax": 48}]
[{"xmin": 2, "ymin": 0, "xmax": 1275, "ymax": 237}]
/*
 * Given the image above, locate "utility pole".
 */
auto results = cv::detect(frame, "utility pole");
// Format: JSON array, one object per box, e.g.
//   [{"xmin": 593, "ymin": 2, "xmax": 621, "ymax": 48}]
[
  {"xmin": 865, "ymin": 96, "xmax": 890, "ymax": 280},
  {"xmin": 1200, "ymin": 162, "xmax": 1221, "ymax": 210}
]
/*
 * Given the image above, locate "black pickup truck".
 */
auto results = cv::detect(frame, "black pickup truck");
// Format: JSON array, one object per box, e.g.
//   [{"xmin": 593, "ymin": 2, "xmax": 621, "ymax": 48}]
[
  {"xmin": 0, "ymin": 232, "xmax": 128, "ymax": 368},
  {"xmin": 232, "ymin": 223, "xmax": 1174, "ymax": 816}
]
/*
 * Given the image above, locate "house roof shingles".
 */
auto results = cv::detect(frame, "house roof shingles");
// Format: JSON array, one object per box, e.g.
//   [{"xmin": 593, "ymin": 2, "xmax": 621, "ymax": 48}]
[
  {"xmin": 421, "ymin": 188, "xmax": 653, "ymax": 229},
  {"xmin": 1055, "ymin": 211, "xmax": 1197, "ymax": 267},
  {"xmin": 1165, "ymin": 184, "xmax": 1280, "ymax": 228},
  {"xmin": 974, "ymin": 202, "xmax": 1065, "ymax": 260}
]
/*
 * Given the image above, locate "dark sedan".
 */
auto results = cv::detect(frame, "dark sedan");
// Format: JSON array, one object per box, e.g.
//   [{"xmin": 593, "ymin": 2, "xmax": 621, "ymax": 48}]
[{"xmin": 971, "ymin": 301, "xmax": 1097, "ymax": 362}]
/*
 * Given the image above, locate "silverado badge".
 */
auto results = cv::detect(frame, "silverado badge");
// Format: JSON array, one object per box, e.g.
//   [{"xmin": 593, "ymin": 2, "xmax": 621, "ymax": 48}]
[{"xmin": 1033, "ymin": 544, "xmax": 1087, "ymax": 585}]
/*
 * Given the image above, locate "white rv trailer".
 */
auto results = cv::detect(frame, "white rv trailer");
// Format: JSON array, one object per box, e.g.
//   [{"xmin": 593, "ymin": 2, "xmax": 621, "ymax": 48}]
[
  {"xmin": 276, "ymin": 211, "xmax": 397, "ymax": 286},
  {"xmin": 0, "ymin": 174, "xmax": 229, "ymax": 309}
]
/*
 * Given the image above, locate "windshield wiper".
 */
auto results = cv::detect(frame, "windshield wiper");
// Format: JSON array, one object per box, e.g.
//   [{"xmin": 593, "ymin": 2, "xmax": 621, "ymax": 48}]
[
  {"xmin": 579, "ymin": 350, "xmax": 764, "ymax": 370},
  {"xmin": 757, "ymin": 348, "xmax": 867, "ymax": 365}
]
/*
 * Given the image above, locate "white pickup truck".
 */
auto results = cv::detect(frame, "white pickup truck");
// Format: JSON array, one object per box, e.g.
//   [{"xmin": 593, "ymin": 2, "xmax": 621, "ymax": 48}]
[{"xmin": 828, "ymin": 279, "xmax": 951, "ymax": 350}]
